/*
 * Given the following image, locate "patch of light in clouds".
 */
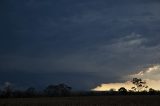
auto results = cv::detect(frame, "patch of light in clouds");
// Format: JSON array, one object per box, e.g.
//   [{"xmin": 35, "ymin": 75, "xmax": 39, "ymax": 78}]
[{"xmin": 93, "ymin": 64, "xmax": 160, "ymax": 91}]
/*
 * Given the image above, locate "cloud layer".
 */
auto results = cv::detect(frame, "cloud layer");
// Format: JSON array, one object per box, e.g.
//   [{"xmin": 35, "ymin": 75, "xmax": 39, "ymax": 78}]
[{"xmin": 1, "ymin": 0, "xmax": 160, "ymax": 90}]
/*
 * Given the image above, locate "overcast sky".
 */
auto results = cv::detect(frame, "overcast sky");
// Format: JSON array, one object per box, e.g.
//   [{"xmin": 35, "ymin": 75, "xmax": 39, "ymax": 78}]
[{"xmin": 1, "ymin": 0, "xmax": 160, "ymax": 90}]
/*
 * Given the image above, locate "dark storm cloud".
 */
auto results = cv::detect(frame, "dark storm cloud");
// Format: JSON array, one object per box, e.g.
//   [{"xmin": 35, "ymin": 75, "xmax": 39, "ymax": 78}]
[
  {"xmin": 1, "ymin": 0, "xmax": 160, "ymax": 89},
  {"xmin": 0, "ymin": 71, "xmax": 118, "ymax": 90}
]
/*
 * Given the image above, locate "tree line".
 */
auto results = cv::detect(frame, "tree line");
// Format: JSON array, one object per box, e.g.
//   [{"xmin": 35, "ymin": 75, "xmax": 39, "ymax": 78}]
[
  {"xmin": 0, "ymin": 83, "xmax": 72, "ymax": 98},
  {"xmin": 0, "ymin": 78, "xmax": 160, "ymax": 98}
]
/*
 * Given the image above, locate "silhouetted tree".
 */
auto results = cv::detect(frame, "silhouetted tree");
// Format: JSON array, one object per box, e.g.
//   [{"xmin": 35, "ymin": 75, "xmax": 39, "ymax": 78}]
[
  {"xmin": 44, "ymin": 85, "xmax": 56, "ymax": 96},
  {"xmin": 0, "ymin": 90, "xmax": 2, "ymax": 97},
  {"xmin": 2, "ymin": 82, "xmax": 13, "ymax": 97},
  {"xmin": 118, "ymin": 87, "xmax": 127, "ymax": 94},
  {"xmin": 131, "ymin": 78, "xmax": 148, "ymax": 92},
  {"xmin": 13, "ymin": 90, "xmax": 25, "ymax": 98},
  {"xmin": 108, "ymin": 88, "xmax": 116, "ymax": 95},
  {"xmin": 44, "ymin": 84, "xmax": 72, "ymax": 96},
  {"xmin": 57, "ymin": 83, "xmax": 72, "ymax": 96},
  {"xmin": 149, "ymin": 88, "xmax": 156, "ymax": 95},
  {"xmin": 109, "ymin": 88, "xmax": 116, "ymax": 92},
  {"xmin": 25, "ymin": 87, "xmax": 36, "ymax": 97}
]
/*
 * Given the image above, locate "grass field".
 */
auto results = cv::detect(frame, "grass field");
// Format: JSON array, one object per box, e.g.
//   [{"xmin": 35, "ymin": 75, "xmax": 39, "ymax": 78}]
[{"xmin": 0, "ymin": 96, "xmax": 160, "ymax": 106}]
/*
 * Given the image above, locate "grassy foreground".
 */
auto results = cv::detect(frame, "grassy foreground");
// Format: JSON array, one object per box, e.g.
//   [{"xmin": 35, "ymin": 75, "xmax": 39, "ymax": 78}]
[{"xmin": 0, "ymin": 96, "xmax": 160, "ymax": 106}]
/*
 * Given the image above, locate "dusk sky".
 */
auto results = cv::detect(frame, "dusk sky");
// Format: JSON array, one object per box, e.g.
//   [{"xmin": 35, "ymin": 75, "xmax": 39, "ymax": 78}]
[{"xmin": 1, "ymin": 0, "xmax": 160, "ymax": 90}]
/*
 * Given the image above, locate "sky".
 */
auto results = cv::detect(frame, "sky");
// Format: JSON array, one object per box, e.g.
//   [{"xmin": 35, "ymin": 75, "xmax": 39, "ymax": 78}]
[{"xmin": 1, "ymin": 0, "xmax": 160, "ymax": 90}]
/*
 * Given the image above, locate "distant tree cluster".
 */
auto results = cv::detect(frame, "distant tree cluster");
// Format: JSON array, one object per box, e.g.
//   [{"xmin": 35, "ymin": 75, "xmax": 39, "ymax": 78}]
[
  {"xmin": 44, "ymin": 84, "xmax": 72, "ymax": 97},
  {"xmin": 0, "ymin": 83, "xmax": 72, "ymax": 98},
  {"xmin": 0, "ymin": 78, "xmax": 160, "ymax": 98}
]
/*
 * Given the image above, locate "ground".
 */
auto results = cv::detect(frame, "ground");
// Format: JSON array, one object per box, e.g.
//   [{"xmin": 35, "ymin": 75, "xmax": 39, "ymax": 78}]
[{"xmin": 0, "ymin": 96, "xmax": 160, "ymax": 106}]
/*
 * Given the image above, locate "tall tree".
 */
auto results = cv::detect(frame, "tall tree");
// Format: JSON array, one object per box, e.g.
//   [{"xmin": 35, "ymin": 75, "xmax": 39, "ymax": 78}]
[{"xmin": 131, "ymin": 78, "xmax": 148, "ymax": 92}]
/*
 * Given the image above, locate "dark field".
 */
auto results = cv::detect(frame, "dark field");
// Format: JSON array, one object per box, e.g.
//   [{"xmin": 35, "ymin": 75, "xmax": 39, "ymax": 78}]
[{"xmin": 0, "ymin": 96, "xmax": 160, "ymax": 106}]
